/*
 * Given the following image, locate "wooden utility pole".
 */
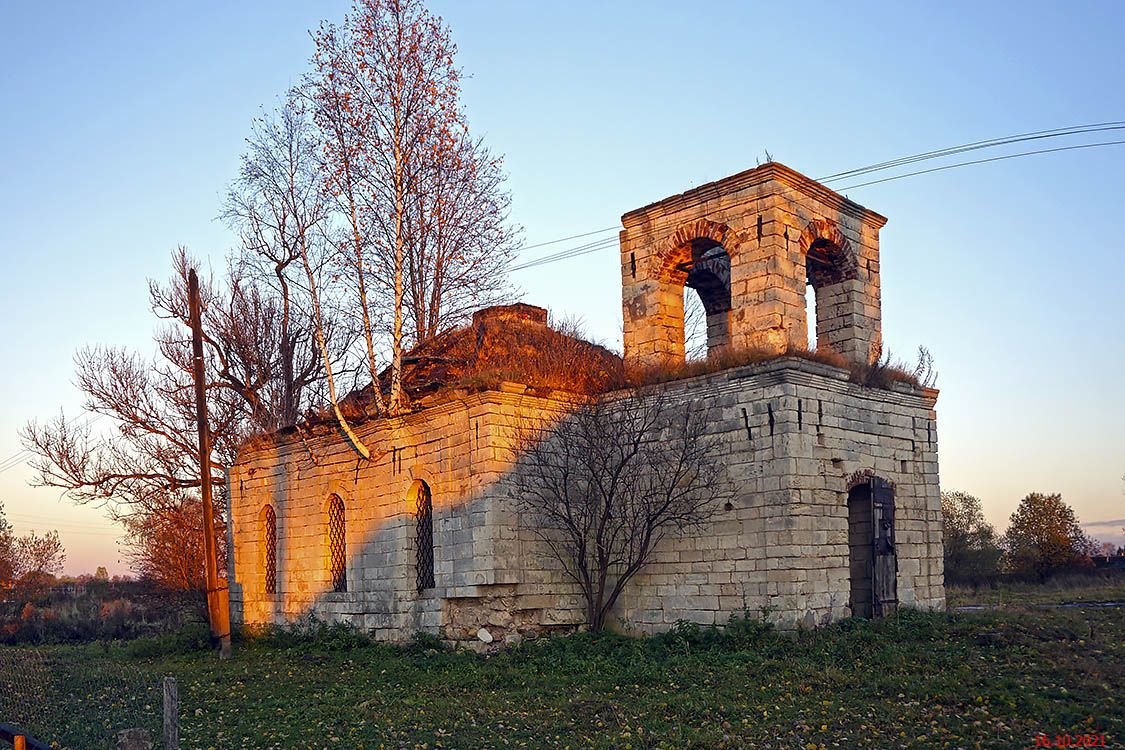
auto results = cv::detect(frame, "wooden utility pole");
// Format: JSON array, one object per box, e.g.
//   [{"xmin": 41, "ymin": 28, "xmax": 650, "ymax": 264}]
[{"xmin": 188, "ymin": 269, "xmax": 232, "ymax": 659}]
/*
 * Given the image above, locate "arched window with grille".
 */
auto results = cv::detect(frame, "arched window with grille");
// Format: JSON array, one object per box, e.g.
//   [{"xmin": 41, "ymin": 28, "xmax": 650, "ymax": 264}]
[
  {"xmin": 413, "ymin": 481, "xmax": 435, "ymax": 591},
  {"xmin": 326, "ymin": 494, "xmax": 347, "ymax": 593},
  {"xmin": 260, "ymin": 505, "xmax": 277, "ymax": 595}
]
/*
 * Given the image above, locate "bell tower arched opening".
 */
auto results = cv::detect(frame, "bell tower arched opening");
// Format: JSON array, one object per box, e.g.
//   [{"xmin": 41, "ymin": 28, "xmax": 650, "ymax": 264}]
[
  {"xmin": 798, "ymin": 220, "xmax": 871, "ymax": 358},
  {"xmin": 680, "ymin": 238, "xmax": 732, "ymax": 360},
  {"xmin": 619, "ymin": 163, "xmax": 885, "ymax": 369},
  {"xmin": 805, "ymin": 235, "xmax": 850, "ymax": 351}
]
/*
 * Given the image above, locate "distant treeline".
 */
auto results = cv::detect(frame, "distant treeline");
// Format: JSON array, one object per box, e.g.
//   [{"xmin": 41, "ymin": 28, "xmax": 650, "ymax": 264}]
[
  {"xmin": 0, "ymin": 577, "xmax": 205, "ymax": 645},
  {"xmin": 942, "ymin": 490, "xmax": 1121, "ymax": 585}
]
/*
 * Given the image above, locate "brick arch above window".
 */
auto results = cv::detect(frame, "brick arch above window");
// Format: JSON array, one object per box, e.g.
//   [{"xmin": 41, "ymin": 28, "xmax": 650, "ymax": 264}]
[
  {"xmin": 846, "ymin": 469, "xmax": 897, "ymax": 492},
  {"xmin": 797, "ymin": 218, "xmax": 859, "ymax": 287},
  {"xmin": 653, "ymin": 218, "xmax": 743, "ymax": 284}
]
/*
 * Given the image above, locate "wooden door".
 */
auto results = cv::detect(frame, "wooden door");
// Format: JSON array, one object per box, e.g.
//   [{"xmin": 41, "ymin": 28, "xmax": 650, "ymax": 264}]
[{"xmin": 871, "ymin": 477, "xmax": 898, "ymax": 617}]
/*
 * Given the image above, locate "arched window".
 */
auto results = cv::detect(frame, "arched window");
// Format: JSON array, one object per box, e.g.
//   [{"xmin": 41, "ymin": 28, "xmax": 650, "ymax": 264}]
[
  {"xmin": 800, "ymin": 220, "xmax": 859, "ymax": 352},
  {"xmin": 681, "ymin": 239, "xmax": 732, "ymax": 360},
  {"xmin": 326, "ymin": 494, "xmax": 347, "ymax": 593},
  {"xmin": 806, "ymin": 238, "xmax": 842, "ymax": 350},
  {"xmin": 413, "ymin": 481, "xmax": 435, "ymax": 591},
  {"xmin": 260, "ymin": 505, "xmax": 277, "ymax": 595}
]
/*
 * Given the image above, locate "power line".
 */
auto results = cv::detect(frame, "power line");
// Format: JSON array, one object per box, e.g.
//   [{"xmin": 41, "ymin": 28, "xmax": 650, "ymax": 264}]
[
  {"xmin": 0, "ymin": 441, "xmax": 34, "ymax": 471},
  {"xmin": 50, "ymin": 529, "xmax": 123, "ymax": 537},
  {"xmin": 817, "ymin": 121, "xmax": 1125, "ymax": 182},
  {"xmin": 508, "ymin": 236, "xmax": 619, "ymax": 272},
  {"xmin": 516, "ymin": 226, "xmax": 618, "ymax": 252},
  {"xmin": 0, "ymin": 412, "xmax": 103, "ymax": 474},
  {"xmin": 2, "ymin": 511, "xmax": 124, "ymax": 537},
  {"xmin": 0, "ymin": 449, "xmax": 40, "ymax": 473},
  {"xmin": 509, "ymin": 125, "xmax": 1125, "ymax": 273},
  {"xmin": 0, "ymin": 455, "xmax": 30, "ymax": 473},
  {"xmin": 5, "ymin": 521, "xmax": 122, "ymax": 537},
  {"xmin": 509, "ymin": 238, "xmax": 618, "ymax": 272},
  {"xmin": 834, "ymin": 139, "xmax": 1125, "ymax": 191},
  {"xmin": 6, "ymin": 512, "xmax": 115, "ymax": 527}
]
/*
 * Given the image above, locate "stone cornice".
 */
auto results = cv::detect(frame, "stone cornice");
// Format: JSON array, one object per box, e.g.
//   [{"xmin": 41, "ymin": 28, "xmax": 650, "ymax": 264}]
[
  {"xmin": 620, "ymin": 162, "xmax": 889, "ymax": 231},
  {"xmin": 612, "ymin": 357, "xmax": 938, "ymax": 410},
  {"xmin": 234, "ymin": 386, "xmax": 582, "ymax": 463}
]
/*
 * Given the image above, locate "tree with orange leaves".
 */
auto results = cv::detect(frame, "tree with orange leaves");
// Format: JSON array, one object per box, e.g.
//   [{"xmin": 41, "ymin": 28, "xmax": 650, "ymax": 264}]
[{"xmin": 1004, "ymin": 492, "xmax": 1096, "ymax": 578}]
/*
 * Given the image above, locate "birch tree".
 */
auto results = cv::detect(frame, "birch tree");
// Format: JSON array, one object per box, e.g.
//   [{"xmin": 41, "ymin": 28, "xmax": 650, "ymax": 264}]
[
  {"xmin": 309, "ymin": 0, "xmax": 517, "ymax": 414},
  {"xmin": 403, "ymin": 133, "xmax": 517, "ymax": 345},
  {"xmin": 223, "ymin": 102, "xmax": 338, "ymax": 429},
  {"xmin": 305, "ymin": 32, "xmax": 388, "ymax": 414}
]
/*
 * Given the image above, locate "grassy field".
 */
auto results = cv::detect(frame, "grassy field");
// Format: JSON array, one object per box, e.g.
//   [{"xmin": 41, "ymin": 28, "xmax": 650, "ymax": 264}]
[
  {"xmin": 1, "ymin": 577, "xmax": 1122, "ymax": 750},
  {"xmin": 947, "ymin": 573, "xmax": 1125, "ymax": 608}
]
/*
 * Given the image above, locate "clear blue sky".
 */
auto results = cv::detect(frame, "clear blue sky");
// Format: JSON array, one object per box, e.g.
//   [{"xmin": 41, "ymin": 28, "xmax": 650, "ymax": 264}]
[{"xmin": 1, "ymin": 1, "xmax": 1122, "ymax": 574}]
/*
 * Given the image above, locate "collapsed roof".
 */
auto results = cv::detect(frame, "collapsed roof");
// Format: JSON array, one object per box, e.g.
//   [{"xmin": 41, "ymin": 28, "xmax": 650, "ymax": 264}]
[{"xmin": 340, "ymin": 303, "xmax": 624, "ymax": 417}]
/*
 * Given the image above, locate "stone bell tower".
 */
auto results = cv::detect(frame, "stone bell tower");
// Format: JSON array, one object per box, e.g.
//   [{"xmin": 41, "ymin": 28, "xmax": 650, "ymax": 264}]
[{"xmin": 618, "ymin": 162, "xmax": 887, "ymax": 369}]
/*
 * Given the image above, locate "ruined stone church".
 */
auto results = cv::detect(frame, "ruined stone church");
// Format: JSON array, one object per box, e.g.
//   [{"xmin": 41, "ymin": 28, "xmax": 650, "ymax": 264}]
[{"xmin": 227, "ymin": 163, "xmax": 945, "ymax": 643}]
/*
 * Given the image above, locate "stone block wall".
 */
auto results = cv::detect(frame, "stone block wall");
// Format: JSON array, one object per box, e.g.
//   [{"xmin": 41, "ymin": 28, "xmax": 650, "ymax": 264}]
[
  {"xmin": 229, "ymin": 360, "xmax": 943, "ymax": 643},
  {"xmin": 228, "ymin": 387, "xmax": 587, "ymax": 643},
  {"xmin": 590, "ymin": 359, "xmax": 943, "ymax": 632},
  {"xmin": 619, "ymin": 163, "xmax": 886, "ymax": 368}
]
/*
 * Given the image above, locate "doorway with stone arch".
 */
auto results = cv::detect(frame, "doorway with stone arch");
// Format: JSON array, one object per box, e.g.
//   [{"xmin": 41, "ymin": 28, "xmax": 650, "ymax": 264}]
[{"xmin": 846, "ymin": 473, "xmax": 898, "ymax": 618}]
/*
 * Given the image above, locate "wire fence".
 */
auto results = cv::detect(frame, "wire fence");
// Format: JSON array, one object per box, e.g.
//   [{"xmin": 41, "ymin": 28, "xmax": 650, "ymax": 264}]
[{"xmin": 0, "ymin": 647, "xmax": 164, "ymax": 749}]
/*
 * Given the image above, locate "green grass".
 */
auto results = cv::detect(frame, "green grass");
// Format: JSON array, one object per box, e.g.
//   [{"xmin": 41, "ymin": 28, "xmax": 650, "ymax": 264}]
[
  {"xmin": 2, "ymin": 578, "xmax": 1122, "ymax": 750},
  {"xmin": 948, "ymin": 572, "xmax": 1125, "ymax": 608}
]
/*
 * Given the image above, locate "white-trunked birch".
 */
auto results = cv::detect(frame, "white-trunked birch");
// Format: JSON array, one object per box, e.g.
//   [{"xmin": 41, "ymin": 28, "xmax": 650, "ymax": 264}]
[{"xmin": 307, "ymin": 0, "xmax": 518, "ymax": 422}]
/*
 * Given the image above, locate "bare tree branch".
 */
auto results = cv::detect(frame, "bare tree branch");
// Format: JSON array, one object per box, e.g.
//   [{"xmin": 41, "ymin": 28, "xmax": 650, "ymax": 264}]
[{"xmin": 510, "ymin": 390, "xmax": 733, "ymax": 631}]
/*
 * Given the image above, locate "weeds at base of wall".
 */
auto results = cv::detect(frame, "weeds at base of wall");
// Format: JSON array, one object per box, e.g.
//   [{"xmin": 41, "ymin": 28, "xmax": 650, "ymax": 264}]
[
  {"xmin": 99, "ymin": 606, "xmax": 962, "ymax": 665},
  {"xmin": 235, "ymin": 617, "xmax": 377, "ymax": 651},
  {"xmin": 496, "ymin": 607, "xmax": 954, "ymax": 672},
  {"xmin": 231, "ymin": 616, "xmax": 450, "ymax": 655},
  {"xmin": 654, "ymin": 610, "xmax": 776, "ymax": 654}
]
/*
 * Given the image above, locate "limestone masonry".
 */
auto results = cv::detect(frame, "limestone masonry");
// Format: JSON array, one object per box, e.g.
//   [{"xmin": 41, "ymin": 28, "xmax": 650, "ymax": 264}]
[{"xmin": 227, "ymin": 162, "xmax": 944, "ymax": 643}]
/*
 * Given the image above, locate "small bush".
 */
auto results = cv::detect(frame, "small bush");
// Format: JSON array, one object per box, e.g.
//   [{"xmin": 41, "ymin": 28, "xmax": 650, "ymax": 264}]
[
  {"xmin": 235, "ymin": 616, "xmax": 373, "ymax": 651},
  {"xmin": 722, "ymin": 609, "xmax": 775, "ymax": 648},
  {"xmin": 651, "ymin": 619, "xmax": 717, "ymax": 654},
  {"xmin": 407, "ymin": 630, "xmax": 446, "ymax": 653},
  {"xmin": 124, "ymin": 622, "xmax": 212, "ymax": 658},
  {"xmin": 647, "ymin": 609, "xmax": 776, "ymax": 655}
]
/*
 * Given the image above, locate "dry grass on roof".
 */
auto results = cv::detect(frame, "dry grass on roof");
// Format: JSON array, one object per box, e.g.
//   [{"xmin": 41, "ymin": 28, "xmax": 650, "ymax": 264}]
[
  {"xmin": 452, "ymin": 319, "xmax": 628, "ymax": 396},
  {"xmin": 627, "ymin": 345, "xmax": 930, "ymax": 391},
  {"xmin": 245, "ymin": 327, "xmax": 932, "ymax": 455},
  {"xmin": 335, "ymin": 314, "xmax": 627, "ymax": 417}
]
